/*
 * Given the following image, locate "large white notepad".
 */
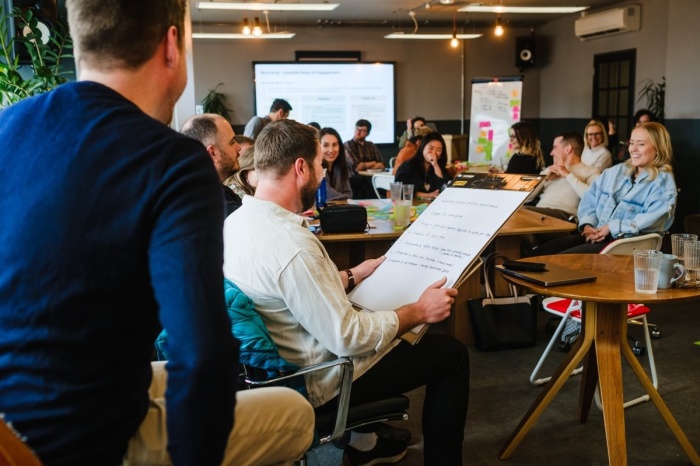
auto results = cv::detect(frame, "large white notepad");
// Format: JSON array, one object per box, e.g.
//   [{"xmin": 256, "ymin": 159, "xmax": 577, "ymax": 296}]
[{"xmin": 347, "ymin": 172, "xmax": 543, "ymax": 343}]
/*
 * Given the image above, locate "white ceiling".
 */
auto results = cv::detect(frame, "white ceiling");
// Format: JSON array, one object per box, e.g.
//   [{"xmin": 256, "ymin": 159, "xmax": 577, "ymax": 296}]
[{"xmin": 190, "ymin": 0, "xmax": 625, "ymax": 30}]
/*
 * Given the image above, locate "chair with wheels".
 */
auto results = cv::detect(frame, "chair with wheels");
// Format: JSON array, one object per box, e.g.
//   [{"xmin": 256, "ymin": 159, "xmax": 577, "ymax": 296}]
[
  {"xmin": 530, "ymin": 233, "xmax": 663, "ymax": 409},
  {"xmin": 243, "ymin": 357, "xmax": 409, "ymax": 466},
  {"xmin": 155, "ymin": 279, "xmax": 410, "ymax": 465}
]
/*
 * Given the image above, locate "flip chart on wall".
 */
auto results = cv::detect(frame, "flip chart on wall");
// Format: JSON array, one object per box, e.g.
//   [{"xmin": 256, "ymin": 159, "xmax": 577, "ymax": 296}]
[{"xmin": 468, "ymin": 77, "xmax": 523, "ymax": 168}]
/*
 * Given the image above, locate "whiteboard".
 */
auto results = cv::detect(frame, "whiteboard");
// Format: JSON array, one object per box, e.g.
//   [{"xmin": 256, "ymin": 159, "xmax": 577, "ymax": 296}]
[{"xmin": 468, "ymin": 77, "xmax": 523, "ymax": 168}]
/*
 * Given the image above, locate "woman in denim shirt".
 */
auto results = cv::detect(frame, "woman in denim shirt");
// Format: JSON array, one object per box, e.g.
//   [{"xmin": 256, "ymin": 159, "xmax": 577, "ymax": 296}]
[{"xmin": 531, "ymin": 122, "xmax": 676, "ymax": 255}]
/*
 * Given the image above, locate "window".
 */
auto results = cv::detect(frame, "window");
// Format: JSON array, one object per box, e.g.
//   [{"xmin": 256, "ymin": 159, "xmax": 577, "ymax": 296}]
[{"xmin": 592, "ymin": 49, "xmax": 636, "ymax": 152}]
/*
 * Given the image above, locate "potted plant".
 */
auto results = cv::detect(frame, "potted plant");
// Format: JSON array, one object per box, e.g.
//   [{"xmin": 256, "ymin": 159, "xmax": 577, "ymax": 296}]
[
  {"xmin": 0, "ymin": 5, "xmax": 73, "ymax": 109},
  {"xmin": 202, "ymin": 82, "xmax": 233, "ymax": 122},
  {"xmin": 637, "ymin": 76, "xmax": 665, "ymax": 122}
]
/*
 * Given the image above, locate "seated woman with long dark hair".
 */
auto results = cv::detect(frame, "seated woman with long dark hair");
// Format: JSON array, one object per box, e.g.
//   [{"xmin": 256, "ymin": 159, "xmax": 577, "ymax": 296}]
[
  {"xmin": 319, "ymin": 127, "xmax": 353, "ymax": 200},
  {"xmin": 394, "ymin": 132, "xmax": 451, "ymax": 200},
  {"xmin": 531, "ymin": 122, "xmax": 677, "ymax": 256}
]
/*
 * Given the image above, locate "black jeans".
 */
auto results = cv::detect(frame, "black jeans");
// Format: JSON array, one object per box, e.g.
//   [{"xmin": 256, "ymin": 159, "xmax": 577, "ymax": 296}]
[
  {"xmin": 318, "ymin": 334, "xmax": 470, "ymax": 465},
  {"xmin": 530, "ymin": 233, "xmax": 613, "ymax": 256}
]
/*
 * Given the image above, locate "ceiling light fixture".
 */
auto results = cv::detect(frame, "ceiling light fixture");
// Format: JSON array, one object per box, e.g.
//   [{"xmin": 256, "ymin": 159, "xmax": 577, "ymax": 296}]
[
  {"xmin": 192, "ymin": 32, "xmax": 296, "ymax": 39},
  {"xmin": 197, "ymin": 2, "xmax": 339, "ymax": 11},
  {"xmin": 494, "ymin": 17, "xmax": 504, "ymax": 37},
  {"xmin": 252, "ymin": 16, "xmax": 262, "ymax": 36},
  {"xmin": 450, "ymin": 10, "xmax": 458, "ymax": 48},
  {"xmin": 242, "ymin": 17, "xmax": 251, "ymax": 35},
  {"xmin": 459, "ymin": 5, "xmax": 588, "ymax": 14},
  {"xmin": 385, "ymin": 33, "xmax": 482, "ymax": 40}
]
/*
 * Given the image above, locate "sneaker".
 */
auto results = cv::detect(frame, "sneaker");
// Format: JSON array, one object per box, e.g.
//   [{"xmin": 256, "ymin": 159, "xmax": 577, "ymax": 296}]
[{"xmin": 343, "ymin": 437, "xmax": 407, "ymax": 466}]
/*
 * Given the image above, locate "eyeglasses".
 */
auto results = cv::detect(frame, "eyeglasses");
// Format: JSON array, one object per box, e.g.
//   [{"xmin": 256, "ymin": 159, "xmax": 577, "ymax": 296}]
[
  {"xmin": 586, "ymin": 132, "xmax": 604, "ymax": 137},
  {"xmin": 355, "ymin": 127, "xmax": 369, "ymax": 134}
]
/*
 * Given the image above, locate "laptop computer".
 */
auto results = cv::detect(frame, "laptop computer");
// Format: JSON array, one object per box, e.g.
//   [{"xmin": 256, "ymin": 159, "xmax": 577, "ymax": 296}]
[{"xmin": 496, "ymin": 263, "xmax": 597, "ymax": 287}]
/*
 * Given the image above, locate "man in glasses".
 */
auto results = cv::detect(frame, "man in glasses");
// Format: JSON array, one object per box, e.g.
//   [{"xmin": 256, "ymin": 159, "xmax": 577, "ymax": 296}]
[{"xmin": 344, "ymin": 119, "xmax": 385, "ymax": 198}]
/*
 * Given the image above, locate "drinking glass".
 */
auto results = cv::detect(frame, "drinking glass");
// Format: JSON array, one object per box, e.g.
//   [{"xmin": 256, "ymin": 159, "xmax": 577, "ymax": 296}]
[
  {"xmin": 633, "ymin": 250, "xmax": 663, "ymax": 294},
  {"xmin": 683, "ymin": 241, "xmax": 700, "ymax": 283},
  {"xmin": 402, "ymin": 184, "xmax": 414, "ymax": 202},
  {"xmin": 671, "ymin": 233, "xmax": 698, "ymax": 264},
  {"xmin": 389, "ymin": 182, "xmax": 403, "ymax": 204},
  {"xmin": 394, "ymin": 184, "xmax": 414, "ymax": 228}
]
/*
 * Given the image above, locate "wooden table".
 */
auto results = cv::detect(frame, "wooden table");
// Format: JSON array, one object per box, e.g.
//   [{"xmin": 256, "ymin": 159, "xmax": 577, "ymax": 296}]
[
  {"xmin": 318, "ymin": 205, "xmax": 575, "ymax": 344},
  {"xmin": 498, "ymin": 254, "xmax": 700, "ymax": 466}
]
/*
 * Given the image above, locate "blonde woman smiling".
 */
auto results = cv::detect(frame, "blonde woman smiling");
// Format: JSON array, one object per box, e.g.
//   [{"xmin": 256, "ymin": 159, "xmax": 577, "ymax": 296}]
[{"xmin": 531, "ymin": 122, "xmax": 677, "ymax": 255}]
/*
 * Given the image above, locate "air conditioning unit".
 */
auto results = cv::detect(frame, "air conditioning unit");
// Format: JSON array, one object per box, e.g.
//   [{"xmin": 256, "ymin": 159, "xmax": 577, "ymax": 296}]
[{"xmin": 575, "ymin": 5, "xmax": 641, "ymax": 40}]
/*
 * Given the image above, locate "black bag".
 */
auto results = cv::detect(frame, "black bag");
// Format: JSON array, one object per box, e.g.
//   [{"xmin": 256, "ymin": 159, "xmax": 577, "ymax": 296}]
[
  {"xmin": 319, "ymin": 204, "xmax": 368, "ymax": 233},
  {"xmin": 468, "ymin": 256, "xmax": 538, "ymax": 351}
]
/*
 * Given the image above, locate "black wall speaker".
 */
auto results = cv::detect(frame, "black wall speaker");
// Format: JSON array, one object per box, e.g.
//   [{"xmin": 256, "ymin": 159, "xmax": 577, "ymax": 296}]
[
  {"xmin": 2, "ymin": 0, "xmax": 58, "ymax": 64},
  {"xmin": 515, "ymin": 36, "xmax": 536, "ymax": 70}
]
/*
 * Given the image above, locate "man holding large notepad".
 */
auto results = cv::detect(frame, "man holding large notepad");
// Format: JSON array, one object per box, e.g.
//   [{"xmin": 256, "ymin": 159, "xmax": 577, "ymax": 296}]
[{"xmin": 224, "ymin": 120, "xmax": 470, "ymax": 466}]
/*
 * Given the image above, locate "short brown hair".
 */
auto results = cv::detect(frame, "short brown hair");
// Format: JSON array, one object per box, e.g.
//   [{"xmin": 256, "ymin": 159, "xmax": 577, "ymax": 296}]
[
  {"xmin": 67, "ymin": 0, "xmax": 186, "ymax": 70},
  {"xmin": 255, "ymin": 120, "xmax": 318, "ymax": 178}
]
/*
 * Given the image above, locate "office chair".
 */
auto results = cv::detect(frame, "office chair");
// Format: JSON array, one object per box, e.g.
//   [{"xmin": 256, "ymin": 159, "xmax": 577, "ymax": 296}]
[
  {"xmin": 371, "ymin": 172, "xmax": 395, "ymax": 200},
  {"xmin": 530, "ymin": 233, "xmax": 663, "ymax": 409},
  {"xmin": 243, "ymin": 357, "xmax": 409, "ymax": 466},
  {"xmin": 0, "ymin": 418, "xmax": 43, "ymax": 466}
]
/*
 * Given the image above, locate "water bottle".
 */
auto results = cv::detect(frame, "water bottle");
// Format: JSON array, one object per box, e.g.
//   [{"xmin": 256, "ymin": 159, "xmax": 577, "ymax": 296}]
[{"xmin": 315, "ymin": 177, "xmax": 327, "ymax": 210}]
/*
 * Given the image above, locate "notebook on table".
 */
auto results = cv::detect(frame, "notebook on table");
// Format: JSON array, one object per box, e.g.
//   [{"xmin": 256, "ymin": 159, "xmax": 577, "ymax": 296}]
[{"xmin": 496, "ymin": 263, "xmax": 597, "ymax": 287}]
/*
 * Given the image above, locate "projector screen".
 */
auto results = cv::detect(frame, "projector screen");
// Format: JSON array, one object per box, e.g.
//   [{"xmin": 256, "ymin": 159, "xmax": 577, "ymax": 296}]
[{"xmin": 253, "ymin": 62, "xmax": 396, "ymax": 144}]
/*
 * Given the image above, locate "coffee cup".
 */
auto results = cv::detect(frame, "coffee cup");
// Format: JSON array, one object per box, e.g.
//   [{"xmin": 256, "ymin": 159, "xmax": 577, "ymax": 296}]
[{"xmin": 656, "ymin": 254, "xmax": 685, "ymax": 289}]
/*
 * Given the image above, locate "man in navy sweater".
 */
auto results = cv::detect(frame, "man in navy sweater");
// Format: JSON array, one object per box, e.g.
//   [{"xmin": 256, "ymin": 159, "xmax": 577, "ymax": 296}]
[{"xmin": 0, "ymin": 0, "xmax": 312, "ymax": 465}]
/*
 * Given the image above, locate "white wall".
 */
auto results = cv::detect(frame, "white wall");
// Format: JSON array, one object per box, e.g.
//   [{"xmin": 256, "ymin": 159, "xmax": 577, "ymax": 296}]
[
  {"xmin": 666, "ymin": 0, "xmax": 700, "ymax": 118},
  {"xmin": 538, "ymin": 0, "xmax": 670, "ymax": 118}
]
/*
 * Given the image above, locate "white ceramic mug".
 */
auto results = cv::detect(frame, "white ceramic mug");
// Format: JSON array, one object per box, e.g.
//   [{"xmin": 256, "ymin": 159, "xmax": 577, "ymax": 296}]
[{"xmin": 657, "ymin": 254, "xmax": 685, "ymax": 289}]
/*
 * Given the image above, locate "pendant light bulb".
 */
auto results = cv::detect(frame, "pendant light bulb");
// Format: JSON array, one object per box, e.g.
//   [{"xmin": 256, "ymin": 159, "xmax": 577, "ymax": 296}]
[
  {"xmin": 242, "ymin": 17, "xmax": 251, "ymax": 35},
  {"xmin": 252, "ymin": 17, "xmax": 262, "ymax": 36},
  {"xmin": 450, "ymin": 34, "xmax": 459, "ymax": 48},
  {"xmin": 494, "ymin": 17, "xmax": 504, "ymax": 37}
]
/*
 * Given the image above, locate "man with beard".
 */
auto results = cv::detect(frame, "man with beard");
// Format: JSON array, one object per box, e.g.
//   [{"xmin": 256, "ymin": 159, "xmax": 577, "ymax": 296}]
[
  {"xmin": 0, "ymin": 1, "xmax": 313, "ymax": 464},
  {"xmin": 344, "ymin": 118, "xmax": 385, "ymax": 198},
  {"xmin": 223, "ymin": 119, "xmax": 470, "ymax": 466},
  {"xmin": 182, "ymin": 114, "xmax": 244, "ymax": 216}
]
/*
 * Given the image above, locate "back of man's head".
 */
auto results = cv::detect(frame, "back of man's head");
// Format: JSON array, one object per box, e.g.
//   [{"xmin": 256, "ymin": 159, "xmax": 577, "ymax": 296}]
[
  {"xmin": 559, "ymin": 132, "xmax": 584, "ymax": 158},
  {"xmin": 411, "ymin": 116, "xmax": 426, "ymax": 126},
  {"xmin": 255, "ymin": 120, "xmax": 318, "ymax": 178},
  {"xmin": 355, "ymin": 119, "xmax": 372, "ymax": 133},
  {"xmin": 181, "ymin": 114, "xmax": 219, "ymax": 147},
  {"xmin": 67, "ymin": 0, "xmax": 186, "ymax": 70},
  {"xmin": 269, "ymin": 98, "xmax": 292, "ymax": 115}
]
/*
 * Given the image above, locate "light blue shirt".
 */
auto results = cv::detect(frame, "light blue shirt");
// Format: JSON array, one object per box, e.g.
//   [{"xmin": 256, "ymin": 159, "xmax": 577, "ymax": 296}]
[{"xmin": 577, "ymin": 163, "xmax": 677, "ymax": 238}]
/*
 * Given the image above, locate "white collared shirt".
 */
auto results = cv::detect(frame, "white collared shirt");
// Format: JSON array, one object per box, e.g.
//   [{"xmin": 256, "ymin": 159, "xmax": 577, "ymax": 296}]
[{"xmin": 223, "ymin": 196, "xmax": 399, "ymax": 406}]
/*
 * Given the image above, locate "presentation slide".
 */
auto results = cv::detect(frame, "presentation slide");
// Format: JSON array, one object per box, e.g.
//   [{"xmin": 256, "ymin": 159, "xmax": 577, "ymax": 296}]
[{"xmin": 253, "ymin": 62, "xmax": 396, "ymax": 144}]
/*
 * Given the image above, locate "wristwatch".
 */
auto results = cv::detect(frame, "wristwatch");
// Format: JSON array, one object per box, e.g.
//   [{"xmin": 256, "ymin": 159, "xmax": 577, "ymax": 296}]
[{"xmin": 344, "ymin": 269, "xmax": 355, "ymax": 292}]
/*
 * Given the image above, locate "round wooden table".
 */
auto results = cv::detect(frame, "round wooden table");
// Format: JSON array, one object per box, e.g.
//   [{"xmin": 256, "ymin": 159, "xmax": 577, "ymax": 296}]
[{"xmin": 498, "ymin": 254, "xmax": 700, "ymax": 466}]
